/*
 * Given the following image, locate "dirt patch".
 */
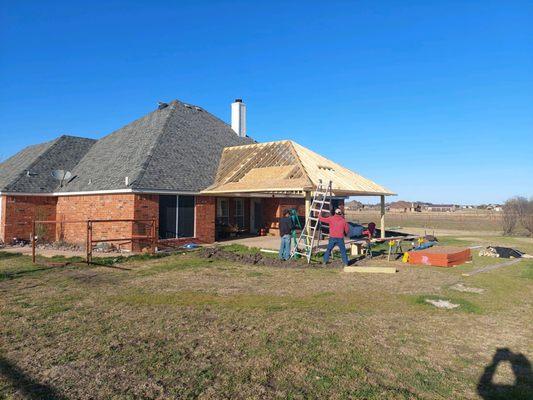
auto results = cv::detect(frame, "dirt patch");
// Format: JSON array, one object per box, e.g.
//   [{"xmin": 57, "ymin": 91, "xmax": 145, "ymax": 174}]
[
  {"xmin": 199, "ymin": 247, "xmax": 345, "ymax": 269},
  {"xmin": 450, "ymin": 283, "xmax": 485, "ymax": 294},
  {"xmin": 425, "ymin": 299, "xmax": 460, "ymax": 309}
]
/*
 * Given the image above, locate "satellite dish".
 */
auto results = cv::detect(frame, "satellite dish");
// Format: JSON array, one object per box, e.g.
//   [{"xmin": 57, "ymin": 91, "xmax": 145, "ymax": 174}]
[{"xmin": 51, "ymin": 170, "xmax": 72, "ymax": 187}]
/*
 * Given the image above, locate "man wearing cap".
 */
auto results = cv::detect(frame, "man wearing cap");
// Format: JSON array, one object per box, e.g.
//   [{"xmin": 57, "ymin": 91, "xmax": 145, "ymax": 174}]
[{"xmin": 319, "ymin": 208, "xmax": 350, "ymax": 265}]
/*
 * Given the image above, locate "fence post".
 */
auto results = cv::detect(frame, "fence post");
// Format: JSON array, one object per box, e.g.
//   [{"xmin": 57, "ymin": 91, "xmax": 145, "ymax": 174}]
[
  {"xmin": 151, "ymin": 219, "xmax": 156, "ymax": 254},
  {"xmin": 31, "ymin": 221, "xmax": 36, "ymax": 264},
  {"xmin": 86, "ymin": 220, "xmax": 92, "ymax": 264}
]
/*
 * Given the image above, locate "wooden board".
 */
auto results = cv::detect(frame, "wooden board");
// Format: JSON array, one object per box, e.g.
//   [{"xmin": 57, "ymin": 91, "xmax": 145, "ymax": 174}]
[{"xmin": 344, "ymin": 266, "xmax": 398, "ymax": 274}]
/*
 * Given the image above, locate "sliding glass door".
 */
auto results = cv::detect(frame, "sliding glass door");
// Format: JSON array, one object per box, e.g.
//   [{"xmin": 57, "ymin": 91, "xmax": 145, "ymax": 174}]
[{"xmin": 158, "ymin": 195, "xmax": 195, "ymax": 239}]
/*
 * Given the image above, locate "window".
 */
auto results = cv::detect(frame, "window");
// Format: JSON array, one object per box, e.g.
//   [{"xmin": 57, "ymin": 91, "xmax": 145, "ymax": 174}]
[
  {"xmin": 217, "ymin": 198, "xmax": 229, "ymax": 225},
  {"xmin": 177, "ymin": 195, "xmax": 195, "ymax": 238},
  {"xmin": 235, "ymin": 199, "xmax": 244, "ymax": 228},
  {"xmin": 158, "ymin": 195, "xmax": 195, "ymax": 239}
]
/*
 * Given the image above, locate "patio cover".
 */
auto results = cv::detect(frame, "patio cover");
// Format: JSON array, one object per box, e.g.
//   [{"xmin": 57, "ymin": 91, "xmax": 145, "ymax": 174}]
[{"xmin": 202, "ymin": 140, "xmax": 395, "ymax": 197}]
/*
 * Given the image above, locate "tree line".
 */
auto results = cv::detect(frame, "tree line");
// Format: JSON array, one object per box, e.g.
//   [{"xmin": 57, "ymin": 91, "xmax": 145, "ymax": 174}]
[{"xmin": 502, "ymin": 196, "xmax": 533, "ymax": 236}]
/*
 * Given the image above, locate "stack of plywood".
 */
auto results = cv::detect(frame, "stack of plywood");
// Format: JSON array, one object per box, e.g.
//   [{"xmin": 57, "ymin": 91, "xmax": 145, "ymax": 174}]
[{"xmin": 407, "ymin": 246, "xmax": 471, "ymax": 267}]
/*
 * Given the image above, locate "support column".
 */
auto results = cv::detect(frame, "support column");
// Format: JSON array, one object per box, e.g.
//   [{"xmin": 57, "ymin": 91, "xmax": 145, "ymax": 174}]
[
  {"xmin": 380, "ymin": 195, "xmax": 386, "ymax": 238},
  {"xmin": 304, "ymin": 191, "xmax": 311, "ymax": 236}
]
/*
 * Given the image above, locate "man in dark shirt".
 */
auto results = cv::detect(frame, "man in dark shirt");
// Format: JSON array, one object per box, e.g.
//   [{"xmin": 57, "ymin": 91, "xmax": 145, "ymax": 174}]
[{"xmin": 278, "ymin": 210, "xmax": 294, "ymax": 260}]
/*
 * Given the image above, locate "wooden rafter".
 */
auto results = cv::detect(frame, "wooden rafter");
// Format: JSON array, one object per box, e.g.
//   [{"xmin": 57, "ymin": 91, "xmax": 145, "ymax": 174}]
[{"xmin": 203, "ymin": 140, "xmax": 395, "ymax": 196}]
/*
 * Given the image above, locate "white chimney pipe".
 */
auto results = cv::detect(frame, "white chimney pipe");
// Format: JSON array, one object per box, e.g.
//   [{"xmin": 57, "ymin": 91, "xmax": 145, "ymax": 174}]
[{"xmin": 231, "ymin": 99, "xmax": 246, "ymax": 137}]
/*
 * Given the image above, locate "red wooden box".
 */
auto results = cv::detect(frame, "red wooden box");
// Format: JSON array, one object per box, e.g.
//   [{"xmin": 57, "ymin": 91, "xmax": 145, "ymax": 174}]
[{"xmin": 407, "ymin": 246, "xmax": 471, "ymax": 267}]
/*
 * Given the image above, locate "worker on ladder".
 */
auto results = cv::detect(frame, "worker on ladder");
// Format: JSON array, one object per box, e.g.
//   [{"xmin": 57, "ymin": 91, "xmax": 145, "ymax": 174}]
[{"xmin": 319, "ymin": 208, "xmax": 350, "ymax": 265}]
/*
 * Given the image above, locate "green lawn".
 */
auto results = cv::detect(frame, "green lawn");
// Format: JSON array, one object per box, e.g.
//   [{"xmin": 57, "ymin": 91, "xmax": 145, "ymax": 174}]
[{"xmin": 1, "ymin": 236, "xmax": 532, "ymax": 399}]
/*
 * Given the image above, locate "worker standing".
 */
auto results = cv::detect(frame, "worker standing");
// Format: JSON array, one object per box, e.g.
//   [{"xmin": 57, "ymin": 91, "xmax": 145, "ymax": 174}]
[
  {"xmin": 278, "ymin": 209, "xmax": 294, "ymax": 260},
  {"xmin": 319, "ymin": 208, "xmax": 350, "ymax": 265}
]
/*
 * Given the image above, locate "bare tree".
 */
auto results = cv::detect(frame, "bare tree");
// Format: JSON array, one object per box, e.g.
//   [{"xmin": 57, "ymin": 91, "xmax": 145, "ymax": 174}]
[
  {"xmin": 502, "ymin": 198, "xmax": 519, "ymax": 235},
  {"xmin": 520, "ymin": 197, "xmax": 533, "ymax": 236}
]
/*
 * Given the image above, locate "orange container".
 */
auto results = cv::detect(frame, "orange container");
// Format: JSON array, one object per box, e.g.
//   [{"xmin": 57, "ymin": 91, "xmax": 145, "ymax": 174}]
[{"xmin": 407, "ymin": 246, "xmax": 471, "ymax": 267}]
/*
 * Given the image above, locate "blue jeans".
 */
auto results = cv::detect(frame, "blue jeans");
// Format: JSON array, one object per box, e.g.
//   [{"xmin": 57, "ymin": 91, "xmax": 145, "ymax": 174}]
[
  {"xmin": 324, "ymin": 237, "xmax": 349, "ymax": 265},
  {"xmin": 279, "ymin": 234, "xmax": 291, "ymax": 260}
]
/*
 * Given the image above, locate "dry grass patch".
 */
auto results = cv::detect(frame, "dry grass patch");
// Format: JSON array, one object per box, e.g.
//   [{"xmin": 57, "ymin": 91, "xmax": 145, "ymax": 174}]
[{"xmin": 1, "ymin": 240, "xmax": 532, "ymax": 399}]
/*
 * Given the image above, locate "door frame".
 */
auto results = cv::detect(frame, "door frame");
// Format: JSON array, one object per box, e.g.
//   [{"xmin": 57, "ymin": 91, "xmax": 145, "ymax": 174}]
[
  {"xmin": 249, "ymin": 198, "xmax": 261, "ymax": 234},
  {"xmin": 159, "ymin": 194, "xmax": 196, "ymax": 239}
]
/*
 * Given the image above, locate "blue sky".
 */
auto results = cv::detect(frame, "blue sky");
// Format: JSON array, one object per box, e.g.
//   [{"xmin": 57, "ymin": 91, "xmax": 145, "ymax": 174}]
[{"xmin": 1, "ymin": 1, "xmax": 532, "ymax": 204}]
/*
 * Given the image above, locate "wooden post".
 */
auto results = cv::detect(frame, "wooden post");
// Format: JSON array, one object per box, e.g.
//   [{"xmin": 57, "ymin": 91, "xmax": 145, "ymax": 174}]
[
  {"xmin": 86, "ymin": 220, "xmax": 92, "ymax": 264},
  {"xmin": 380, "ymin": 195, "xmax": 386, "ymax": 239},
  {"xmin": 31, "ymin": 221, "xmax": 36, "ymax": 264},
  {"xmin": 151, "ymin": 219, "xmax": 156, "ymax": 254},
  {"xmin": 304, "ymin": 191, "xmax": 311, "ymax": 238}
]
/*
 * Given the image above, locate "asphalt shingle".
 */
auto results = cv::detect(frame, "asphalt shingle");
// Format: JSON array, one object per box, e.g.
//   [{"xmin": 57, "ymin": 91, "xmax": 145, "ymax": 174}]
[
  {"xmin": 1, "ymin": 100, "xmax": 254, "ymax": 194},
  {"xmin": 0, "ymin": 136, "xmax": 96, "ymax": 193}
]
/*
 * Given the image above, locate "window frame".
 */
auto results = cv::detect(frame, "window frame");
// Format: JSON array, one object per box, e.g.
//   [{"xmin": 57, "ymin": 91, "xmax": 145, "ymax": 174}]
[
  {"xmin": 217, "ymin": 198, "xmax": 229, "ymax": 225},
  {"xmin": 234, "ymin": 198, "xmax": 245, "ymax": 228}
]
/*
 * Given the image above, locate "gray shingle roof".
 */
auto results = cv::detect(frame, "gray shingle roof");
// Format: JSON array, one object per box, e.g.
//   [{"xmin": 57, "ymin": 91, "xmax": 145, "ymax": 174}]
[
  {"xmin": 1, "ymin": 100, "xmax": 254, "ymax": 194},
  {"xmin": 0, "ymin": 136, "xmax": 96, "ymax": 193},
  {"xmin": 59, "ymin": 99, "xmax": 254, "ymax": 192}
]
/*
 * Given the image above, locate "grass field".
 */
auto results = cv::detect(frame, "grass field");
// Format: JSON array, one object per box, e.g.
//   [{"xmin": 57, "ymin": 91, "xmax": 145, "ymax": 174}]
[
  {"xmin": 345, "ymin": 210, "xmax": 514, "ymax": 234},
  {"xmin": 1, "ymin": 236, "xmax": 532, "ymax": 399}
]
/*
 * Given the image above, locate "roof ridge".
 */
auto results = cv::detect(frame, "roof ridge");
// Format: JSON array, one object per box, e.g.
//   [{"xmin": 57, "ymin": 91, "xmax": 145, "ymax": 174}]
[
  {"xmin": 58, "ymin": 134, "xmax": 97, "ymax": 142},
  {"xmin": 287, "ymin": 141, "xmax": 314, "ymax": 189},
  {"xmin": 6, "ymin": 137, "xmax": 62, "ymax": 191},
  {"xmin": 130, "ymin": 105, "xmax": 175, "ymax": 188}
]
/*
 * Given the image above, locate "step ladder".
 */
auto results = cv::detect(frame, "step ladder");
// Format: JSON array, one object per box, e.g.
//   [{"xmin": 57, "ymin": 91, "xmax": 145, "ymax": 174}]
[{"xmin": 291, "ymin": 180, "xmax": 333, "ymax": 263}]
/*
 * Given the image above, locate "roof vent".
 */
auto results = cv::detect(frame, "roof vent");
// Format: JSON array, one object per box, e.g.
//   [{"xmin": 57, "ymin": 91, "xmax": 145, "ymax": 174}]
[
  {"xmin": 26, "ymin": 170, "xmax": 38, "ymax": 177},
  {"xmin": 158, "ymin": 102, "xmax": 168, "ymax": 110},
  {"xmin": 184, "ymin": 104, "xmax": 193, "ymax": 109}
]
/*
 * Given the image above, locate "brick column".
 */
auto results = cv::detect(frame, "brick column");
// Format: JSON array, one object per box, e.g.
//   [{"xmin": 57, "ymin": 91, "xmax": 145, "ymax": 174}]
[{"xmin": 195, "ymin": 196, "xmax": 216, "ymax": 243}]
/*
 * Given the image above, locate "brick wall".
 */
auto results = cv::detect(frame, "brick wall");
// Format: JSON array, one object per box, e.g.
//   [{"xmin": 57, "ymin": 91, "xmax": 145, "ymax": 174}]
[
  {"xmin": 263, "ymin": 197, "xmax": 305, "ymax": 236},
  {"xmin": 0, "ymin": 192, "xmax": 221, "ymax": 248},
  {"xmin": 1, "ymin": 195, "xmax": 57, "ymax": 244},
  {"xmin": 56, "ymin": 194, "xmax": 136, "ymax": 249},
  {"xmin": 195, "ymin": 196, "xmax": 215, "ymax": 243}
]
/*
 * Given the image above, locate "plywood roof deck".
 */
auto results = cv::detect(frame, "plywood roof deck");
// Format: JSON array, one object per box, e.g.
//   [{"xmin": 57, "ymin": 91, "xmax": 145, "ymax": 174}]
[{"xmin": 203, "ymin": 140, "xmax": 394, "ymax": 197}]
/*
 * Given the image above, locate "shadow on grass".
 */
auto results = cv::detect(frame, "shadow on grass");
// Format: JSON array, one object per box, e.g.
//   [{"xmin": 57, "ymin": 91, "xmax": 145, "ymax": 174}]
[
  {"xmin": 0, "ymin": 251, "xmax": 23, "ymax": 260},
  {"xmin": 0, "ymin": 266, "xmax": 58, "ymax": 282},
  {"xmin": 477, "ymin": 348, "xmax": 533, "ymax": 400},
  {"xmin": 0, "ymin": 356, "xmax": 66, "ymax": 400}
]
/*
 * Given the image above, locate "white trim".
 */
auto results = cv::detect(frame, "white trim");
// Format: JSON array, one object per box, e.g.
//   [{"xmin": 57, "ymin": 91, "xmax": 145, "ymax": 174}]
[
  {"xmin": 0, "ymin": 189, "xmax": 395, "ymax": 198},
  {"xmin": 0, "ymin": 189, "xmax": 202, "ymax": 197}
]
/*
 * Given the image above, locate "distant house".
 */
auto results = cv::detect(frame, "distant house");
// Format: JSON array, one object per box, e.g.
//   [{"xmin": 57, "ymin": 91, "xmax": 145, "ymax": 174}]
[
  {"xmin": 486, "ymin": 204, "xmax": 503, "ymax": 212},
  {"xmin": 425, "ymin": 204, "xmax": 457, "ymax": 212},
  {"xmin": 389, "ymin": 201, "xmax": 422, "ymax": 213},
  {"xmin": 344, "ymin": 200, "xmax": 364, "ymax": 211}
]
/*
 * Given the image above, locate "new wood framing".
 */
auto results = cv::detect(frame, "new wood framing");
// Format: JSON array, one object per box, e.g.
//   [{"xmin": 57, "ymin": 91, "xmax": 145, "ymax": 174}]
[{"xmin": 203, "ymin": 140, "xmax": 395, "ymax": 197}]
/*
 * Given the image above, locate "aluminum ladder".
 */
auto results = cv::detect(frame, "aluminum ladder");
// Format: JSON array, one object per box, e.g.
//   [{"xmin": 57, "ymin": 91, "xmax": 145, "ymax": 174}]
[{"xmin": 291, "ymin": 180, "xmax": 333, "ymax": 263}]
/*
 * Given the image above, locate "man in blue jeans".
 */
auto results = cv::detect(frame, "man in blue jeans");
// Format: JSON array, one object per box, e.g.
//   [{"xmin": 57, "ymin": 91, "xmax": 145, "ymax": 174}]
[
  {"xmin": 319, "ymin": 208, "xmax": 350, "ymax": 265},
  {"xmin": 278, "ymin": 209, "xmax": 294, "ymax": 260}
]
